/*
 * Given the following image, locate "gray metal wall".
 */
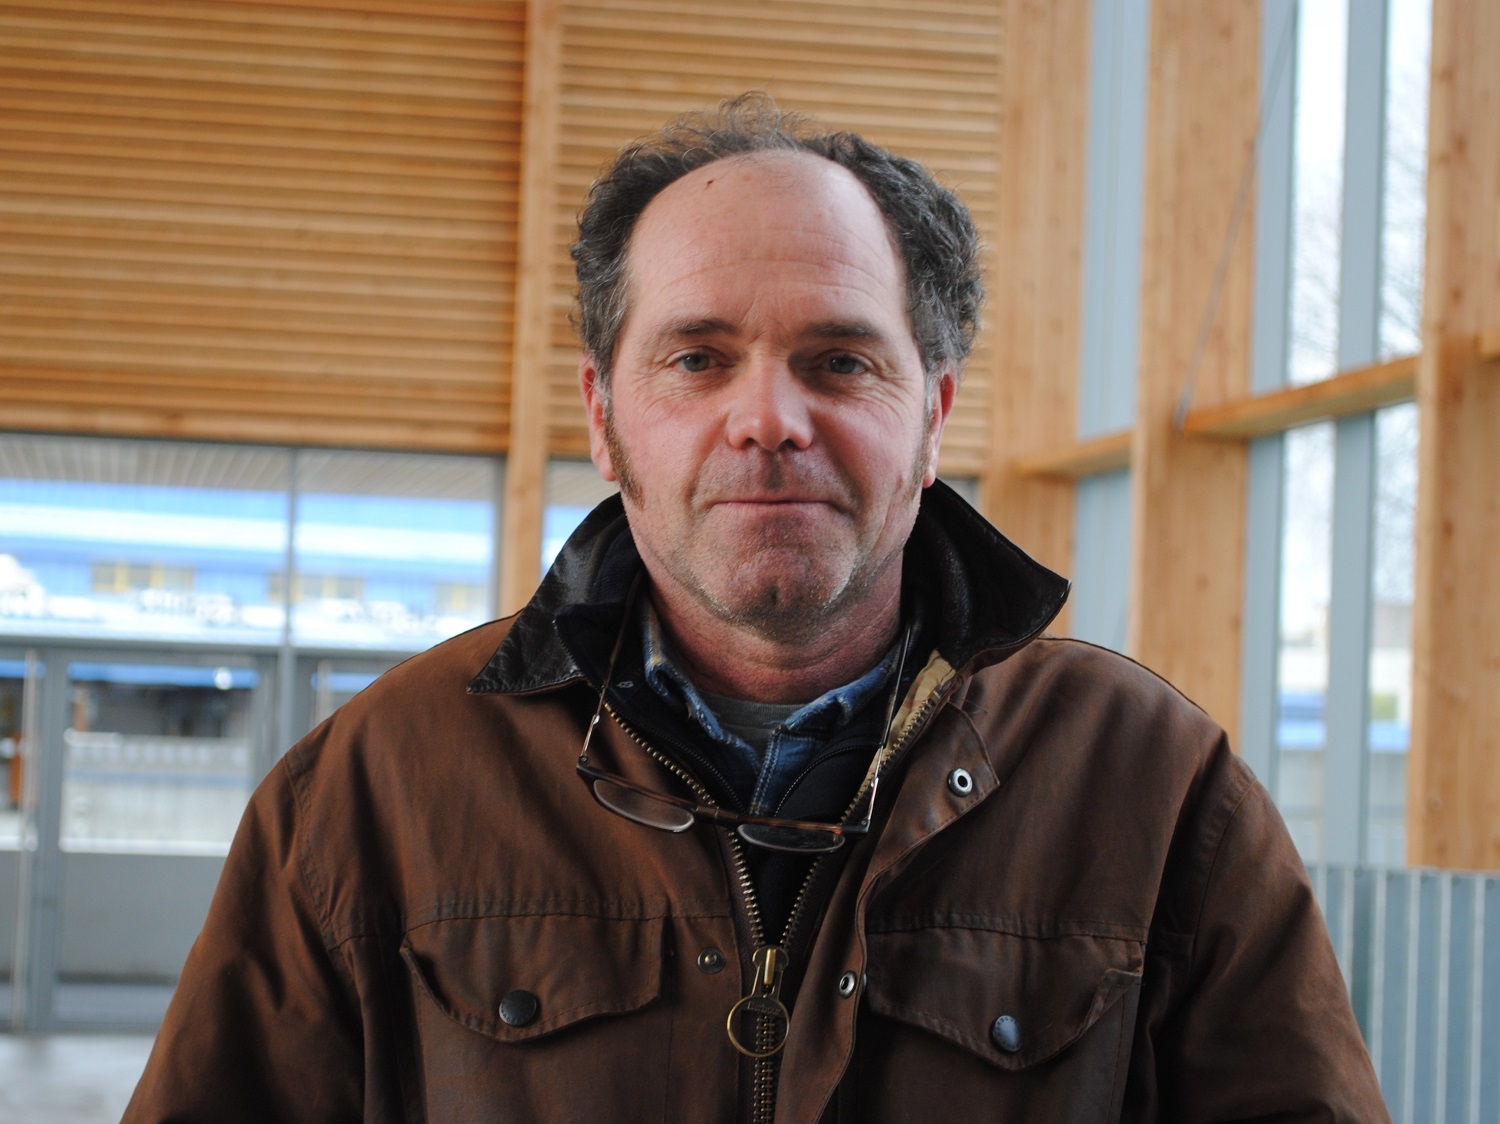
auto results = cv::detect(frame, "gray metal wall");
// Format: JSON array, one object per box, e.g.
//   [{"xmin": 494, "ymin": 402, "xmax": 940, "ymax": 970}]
[
  {"xmin": 1312, "ymin": 864, "xmax": 1500, "ymax": 1122},
  {"xmin": 2, "ymin": 850, "xmax": 220, "ymax": 980}
]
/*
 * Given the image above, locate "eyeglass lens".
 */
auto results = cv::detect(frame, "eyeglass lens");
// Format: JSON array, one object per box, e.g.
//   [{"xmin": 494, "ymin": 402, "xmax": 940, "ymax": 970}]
[
  {"xmin": 589, "ymin": 778, "xmax": 696, "ymax": 833},
  {"xmin": 736, "ymin": 823, "xmax": 847, "ymax": 853}
]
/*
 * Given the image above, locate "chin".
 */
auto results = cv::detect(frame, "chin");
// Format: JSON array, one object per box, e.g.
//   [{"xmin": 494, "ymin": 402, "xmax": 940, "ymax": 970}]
[{"xmin": 707, "ymin": 562, "xmax": 863, "ymax": 636}]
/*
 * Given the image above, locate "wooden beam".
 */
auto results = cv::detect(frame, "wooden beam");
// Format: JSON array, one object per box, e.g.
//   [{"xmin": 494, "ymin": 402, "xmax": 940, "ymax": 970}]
[
  {"xmin": 992, "ymin": 353, "xmax": 1420, "ymax": 481},
  {"xmin": 981, "ymin": 0, "xmax": 1091, "ymax": 627},
  {"xmin": 1182, "ymin": 354, "xmax": 1418, "ymax": 439},
  {"xmin": 1128, "ymin": 0, "xmax": 1259, "ymax": 737},
  {"xmin": 0, "ymin": 402, "xmax": 505, "ymax": 452},
  {"xmin": 1479, "ymin": 325, "xmax": 1500, "ymax": 361},
  {"xmin": 498, "ymin": 0, "xmax": 562, "ymax": 616},
  {"xmin": 1011, "ymin": 430, "xmax": 1131, "ymax": 480},
  {"xmin": 1407, "ymin": 0, "xmax": 1500, "ymax": 872},
  {"xmin": 39, "ymin": 0, "xmax": 524, "ymax": 26}
]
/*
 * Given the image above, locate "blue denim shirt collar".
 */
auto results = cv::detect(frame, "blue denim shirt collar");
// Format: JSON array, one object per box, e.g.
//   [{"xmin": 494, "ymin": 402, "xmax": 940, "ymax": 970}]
[{"xmin": 639, "ymin": 600, "xmax": 902, "ymax": 813}]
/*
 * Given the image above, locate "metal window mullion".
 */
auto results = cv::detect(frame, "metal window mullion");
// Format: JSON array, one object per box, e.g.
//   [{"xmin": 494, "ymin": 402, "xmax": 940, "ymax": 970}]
[
  {"xmin": 1069, "ymin": 0, "xmax": 1149, "ymax": 654},
  {"xmin": 274, "ymin": 448, "xmax": 301, "ymax": 760},
  {"xmin": 1241, "ymin": 0, "xmax": 1297, "ymax": 790},
  {"xmin": 1323, "ymin": 415, "xmax": 1377, "ymax": 864},
  {"xmin": 13, "ymin": 646, "xmax": 68, "ymax": 1031},
  {"xmin": 1079, "ymin": 0, "xmax": 1148, "ymax": 439},
  {"xmin": 1323, "ymin": 0, "xmax": 1389, "ymax": 865},
  {"xmin": 490, "ymin": 456, "xmax": 504, "ymax": 621}
]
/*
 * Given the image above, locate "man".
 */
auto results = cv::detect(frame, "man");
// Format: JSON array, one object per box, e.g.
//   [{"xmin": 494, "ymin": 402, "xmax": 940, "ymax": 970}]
[{"xmin": 127, "ymin": 95, "xmax": 1388, "ymax": 1122}]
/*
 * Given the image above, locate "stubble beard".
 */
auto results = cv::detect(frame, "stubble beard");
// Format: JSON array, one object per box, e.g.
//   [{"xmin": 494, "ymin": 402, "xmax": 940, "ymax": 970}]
[{"xmin": 604, "ymin": 407, "xmax": 930, "ymax": 646}]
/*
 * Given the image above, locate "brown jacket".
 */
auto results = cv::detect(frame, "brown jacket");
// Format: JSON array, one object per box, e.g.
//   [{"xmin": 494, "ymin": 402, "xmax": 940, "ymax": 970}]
[{"xmin": 126, "ymin": 487, "xmax": 1389, "ymax": 1122}]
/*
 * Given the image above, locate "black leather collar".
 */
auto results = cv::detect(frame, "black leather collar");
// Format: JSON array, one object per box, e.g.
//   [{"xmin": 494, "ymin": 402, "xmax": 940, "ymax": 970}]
[{"xmin": 467, "ymin": 479, "xmax": 1070, "ymax": 696}]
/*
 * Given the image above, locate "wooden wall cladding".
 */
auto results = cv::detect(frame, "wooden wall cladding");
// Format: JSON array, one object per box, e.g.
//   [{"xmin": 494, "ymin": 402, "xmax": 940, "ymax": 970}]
[
  {"xmin": 0, "ymin": 0, "xmax": 1000, "ymax": 468},
  {"xmin": 541, "ymin": 0, "xmax": 1003, "ymax": 478},
  {"xmin": 0, "ymin": 0, "xmax": 525, "ymax": 452}
]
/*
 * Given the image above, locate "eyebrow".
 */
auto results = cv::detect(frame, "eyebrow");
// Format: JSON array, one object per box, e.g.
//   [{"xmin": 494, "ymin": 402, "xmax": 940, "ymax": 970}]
[
  {"xmin": 802, "ymin": 320, "xmax": 888, "ymax": 346},
  {"xmin": 640, "ymin": 317, "xmax": 892, "ymax": 350}
]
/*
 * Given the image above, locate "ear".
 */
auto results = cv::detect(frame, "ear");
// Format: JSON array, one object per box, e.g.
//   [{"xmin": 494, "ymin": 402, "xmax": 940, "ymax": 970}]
[
  {"xmin": 921, "ymin": 367, "xmax": 958, "ymax": 487},
  {"xmin": 579, "ymin": 354, "xmax": 616, "ymax": 482}
]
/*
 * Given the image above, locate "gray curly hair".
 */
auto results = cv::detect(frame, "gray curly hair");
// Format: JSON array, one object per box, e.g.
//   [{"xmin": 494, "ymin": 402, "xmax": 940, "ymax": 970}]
[{"xmin": 571, "ymin": 92, "xmax": 983, "ymax": 389}]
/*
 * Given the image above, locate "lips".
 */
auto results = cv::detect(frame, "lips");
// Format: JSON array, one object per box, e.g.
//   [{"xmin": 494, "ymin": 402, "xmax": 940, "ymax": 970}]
[{"xmin": 713, "ymin": 496, "xmax": 829, "ymax": 505}]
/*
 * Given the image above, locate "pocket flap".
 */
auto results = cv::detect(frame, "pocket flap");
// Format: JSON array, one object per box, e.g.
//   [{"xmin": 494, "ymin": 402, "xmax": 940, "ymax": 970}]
[
  {"xmin": 864, "ymin": 926, "xmax": 1142, "ymax": 1070},
  {"xmin": 401, "ymin": 913, "xmax": 665, "ymax": 1043}
]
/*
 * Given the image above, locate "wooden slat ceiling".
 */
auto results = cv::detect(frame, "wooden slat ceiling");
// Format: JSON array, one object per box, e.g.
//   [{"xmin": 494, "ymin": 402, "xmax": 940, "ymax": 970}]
[
  {"xmin": 0, "ymin": 0, "xmax": 525, "ymax": 452},
  {"xmin": 544, "ymin": 0, "xmax": 1003, "ymax": 477},
  {"xmin": 0, "ymin": 0, "xmax": 1001, "ymax": 474}
]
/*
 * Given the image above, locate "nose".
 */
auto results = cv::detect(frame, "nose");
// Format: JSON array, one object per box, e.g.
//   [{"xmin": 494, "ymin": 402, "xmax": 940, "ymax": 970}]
[{"xmin": 723, "ymin": 356, "xmax": 815, "ymax": 451}]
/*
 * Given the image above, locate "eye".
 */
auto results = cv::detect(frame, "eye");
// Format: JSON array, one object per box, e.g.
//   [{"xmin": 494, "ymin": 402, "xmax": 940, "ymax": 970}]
[
  {"xmin": 824, "ymin": 354, "xmax": 867, "ymax": 376},
  {"xmin": 673, "ymin": 352, "xmax": 714, "ymax": 374}
]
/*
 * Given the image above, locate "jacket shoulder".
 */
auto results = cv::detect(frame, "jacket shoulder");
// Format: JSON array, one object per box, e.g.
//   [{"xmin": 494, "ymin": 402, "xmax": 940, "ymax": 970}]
[
  {"xmin": 965, "ymin": 635, "xmax": 1246, "ymax": 782},
  {"xmin": 281, "ymin": 616, "xmax": 518, "ymax": 775}
]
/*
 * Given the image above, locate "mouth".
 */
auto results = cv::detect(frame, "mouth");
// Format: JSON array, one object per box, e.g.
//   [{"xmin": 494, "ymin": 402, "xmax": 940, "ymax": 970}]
[{"xmin": 711, "ymin": 497, "xmax": 836, "ymax": 510}]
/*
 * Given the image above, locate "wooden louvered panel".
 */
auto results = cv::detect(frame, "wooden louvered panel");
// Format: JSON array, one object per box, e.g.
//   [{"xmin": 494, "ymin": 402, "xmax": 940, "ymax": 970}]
[
  {"xmin": 0, "ymin": 0, "xmax": 524, "ymax": 452},
  {"xmin": 540, "ymin": 0, "xmax": 1002, "ymax": 477}
]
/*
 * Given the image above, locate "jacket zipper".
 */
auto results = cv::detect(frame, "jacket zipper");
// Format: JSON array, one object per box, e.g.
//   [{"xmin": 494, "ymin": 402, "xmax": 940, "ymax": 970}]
[{"xmin": 603, "ymin": 675, "xmax": 952, "ymax": 1124}]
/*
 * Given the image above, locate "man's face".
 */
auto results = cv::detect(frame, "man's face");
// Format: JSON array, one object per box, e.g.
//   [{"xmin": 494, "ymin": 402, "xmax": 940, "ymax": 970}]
[{"xmin": 581, "ymin": 152, "xmax": 954, "ymax": 643}]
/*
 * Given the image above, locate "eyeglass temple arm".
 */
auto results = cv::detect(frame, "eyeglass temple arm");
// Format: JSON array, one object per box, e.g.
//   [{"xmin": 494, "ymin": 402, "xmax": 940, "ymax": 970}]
[{"xmin": 579, "ymin": 572, "xmax": 644, "ymax": 761}]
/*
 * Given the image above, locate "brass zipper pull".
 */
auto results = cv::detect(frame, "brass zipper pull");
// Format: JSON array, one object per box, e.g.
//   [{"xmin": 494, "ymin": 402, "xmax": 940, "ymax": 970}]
[{"xmin": 726, "ymin": 945, "xmax": 790, "ymax": 1058}]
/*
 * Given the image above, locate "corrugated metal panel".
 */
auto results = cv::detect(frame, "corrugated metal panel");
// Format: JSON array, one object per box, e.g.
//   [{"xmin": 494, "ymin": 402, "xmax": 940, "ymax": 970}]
[{"xmin": 1310, "ymin": 864, "xmax": 1500, "ymax": 1122}]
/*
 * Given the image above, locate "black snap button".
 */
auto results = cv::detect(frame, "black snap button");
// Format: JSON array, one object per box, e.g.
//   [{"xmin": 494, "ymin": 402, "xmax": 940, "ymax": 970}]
[
  {"xmin": 499, "ymin": 989, "xmax": 540, "ymax": 1027},
  {"xmin": 991, "ymin": 1014, "xmax": 1022, "ymax": 1053},
  {"xmin": 837, "ymin": 971, "xmax": 858, "ymax": 998},
  {"xmin": 947, "ymin": 767, "xmax": 974, "ymax": 797},
  {"xmin": 697, "ymin": 948, "xmax": 726, "ymax": 974}
]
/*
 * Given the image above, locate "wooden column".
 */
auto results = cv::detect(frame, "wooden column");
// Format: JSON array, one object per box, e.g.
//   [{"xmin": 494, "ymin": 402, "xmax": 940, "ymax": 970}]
[
  {"xmin": 1407, "ymin": 0, "xmax": 1500, "ymax": 870},
  {"xmin": 499, "ymin": 0, "xmax": 563, "ymax": 615},
  {"xmin": 1128, "ymin": 1, "xmax": 1259, "ymax": 735},
  {"xmin": 982, "ymin": 0, "xmax": 1091, "ymax": 613}
]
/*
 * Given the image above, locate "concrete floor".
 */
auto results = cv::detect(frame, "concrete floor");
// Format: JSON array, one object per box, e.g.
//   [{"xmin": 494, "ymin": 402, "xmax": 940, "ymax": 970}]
[{"xmin": 0, "ymin": 1033, "xmax": 154, "ymax": 1124}]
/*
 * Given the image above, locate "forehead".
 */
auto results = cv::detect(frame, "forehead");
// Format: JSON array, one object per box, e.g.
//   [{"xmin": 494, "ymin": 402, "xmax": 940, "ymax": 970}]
[{"xmin": 621, "ymin": 152, "xmax": 907, "ymax": 321}]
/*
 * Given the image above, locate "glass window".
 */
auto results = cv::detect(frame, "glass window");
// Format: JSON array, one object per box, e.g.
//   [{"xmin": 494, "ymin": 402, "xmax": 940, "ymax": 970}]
[
  {"xmin": 0, "ymin": 655, "xmax": 34, "ymax": 849},
  {"xmin": 1276, "ymin": 422, "xmax": 1335, "ymax": 861},
  {"xmin": 291, "ymin": 450, "xmax": 496, "ymax": 651},
  {"xmin": 1288, "ymin": 0, "xmax": 1349, "ymax": 385},
  {"xmin": 1071, "ymin": 470, "xmax": 1131, "ymax": 653},
  {"xmin": 300, "ymin": 657, "xmax": 401, "ymax": 734},
  {"xmin": 940, "ymin": 477, "xmax": 980, "ymax": 507},
  {"xmin": 1380, "ymin": 0, "xmax": 1432, "ymax": 358},
  {"xmin": 1366, "ymin": 402, "xmax": 1417, "ymax": 864},
  {"xmin": 0, "ymin": 435, "xmax": 291, "ymax": 644},
  {"xmin": 60, "ymin": 659, "xmax": 262, "ymax": 855},
  {"xmin": 543, "ymin": 459, "xmax": 618, "ymax": 570}
]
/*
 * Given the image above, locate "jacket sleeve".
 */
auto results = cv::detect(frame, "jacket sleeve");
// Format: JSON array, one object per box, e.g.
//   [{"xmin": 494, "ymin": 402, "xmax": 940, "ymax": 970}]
[
  {"xmin": 122, "ymin": 757, "xmax": 365, "ymax": 1123},
  {"xmin": 1149, "ymin": 764, "xmax": 1391, "ymax": 1122}
]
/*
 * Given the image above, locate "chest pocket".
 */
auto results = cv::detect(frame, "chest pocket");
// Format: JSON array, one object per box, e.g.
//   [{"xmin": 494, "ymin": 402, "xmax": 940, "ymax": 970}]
[
  {"xmin": 399, "ymin": 913, "xmax": 670, "ymax": 1121},
  {"xmin": 849, "ymin": 925, "xmax": 1143, "ymax": 1121}
]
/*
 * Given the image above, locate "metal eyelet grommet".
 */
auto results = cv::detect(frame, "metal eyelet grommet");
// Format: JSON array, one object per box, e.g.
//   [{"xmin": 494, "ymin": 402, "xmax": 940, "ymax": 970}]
[
  {"xmin": 947, "ymin": 767, "xmax": 974, "ymax": 797},
  {"xmin": 991, "ymin": 1014, "xmax": 1022, "ymax": 1052},
  {"xmin": 837, "ymin": 971, "xmax": 858, "ymax": 998}
]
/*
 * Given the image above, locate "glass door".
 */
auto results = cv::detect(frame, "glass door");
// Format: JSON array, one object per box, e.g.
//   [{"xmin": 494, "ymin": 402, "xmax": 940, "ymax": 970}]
[
  {"xmin": 8, "ymin": 647, "xmax": 272, "ymax": 1030},
  {"xmin": 0, "ymin": 649, "xmax": 40, "ymax": 1024},
  {"xmin": 296, "ymin": 654, "xmax": 403, "ymax": 737}
]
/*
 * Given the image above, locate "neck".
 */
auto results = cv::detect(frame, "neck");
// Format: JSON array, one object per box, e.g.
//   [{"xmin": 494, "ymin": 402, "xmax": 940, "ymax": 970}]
[{"xmin": 645, "ymin": 573, "xmax": 904, "ymax": 705}]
